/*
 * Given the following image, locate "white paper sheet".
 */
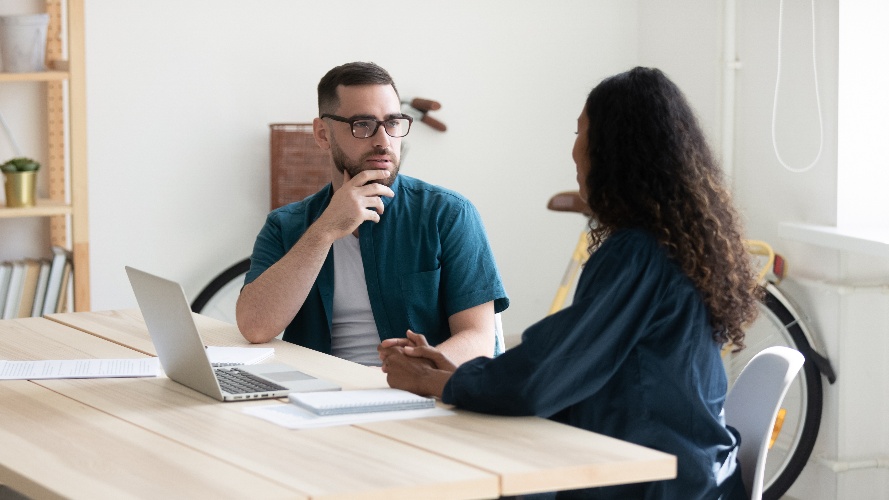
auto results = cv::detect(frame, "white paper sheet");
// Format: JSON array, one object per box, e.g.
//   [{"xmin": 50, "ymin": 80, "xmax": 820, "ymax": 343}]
[
  {"xmin": 0, "ymin": 358, "xmax": 160, "ymax": 380},
  {"xmin": 243, "ymin": 402, "xmax": 453, "ymax": 429},
  {"xmin": 205, "ymin": 346, "xmax": 274, "ymax": 367}
]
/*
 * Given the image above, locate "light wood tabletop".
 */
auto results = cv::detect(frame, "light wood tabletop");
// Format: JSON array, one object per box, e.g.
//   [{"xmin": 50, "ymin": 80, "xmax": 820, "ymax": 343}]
[
  {"xmin": 0, "ymin": 316, "xmax": 494, "ymax": 499},
  {"xmin": 1, "ymin": 311, "xmax": 677, "ymax": 499},
  {"xmin": 0, "ymin": 379, "xmax": 300, "ymax": 499},
  {"xmin": 359, "ymin": 414, "xmax": 677, "ymax": 496}
]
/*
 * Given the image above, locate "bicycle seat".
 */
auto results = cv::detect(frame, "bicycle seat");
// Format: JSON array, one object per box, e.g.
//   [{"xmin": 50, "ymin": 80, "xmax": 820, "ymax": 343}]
[{"xmin": 547, "ymin": 191, "xmax": 591, "ymax": 216}]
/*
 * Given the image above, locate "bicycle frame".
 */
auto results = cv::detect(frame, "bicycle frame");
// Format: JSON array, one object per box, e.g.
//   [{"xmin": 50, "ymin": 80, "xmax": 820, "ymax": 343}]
[
  {"xmin": 746, "ymin": 240, "xmax": 835, "ymax": 383},
  {"xmin": 548, "ymin": 232, "xmax": 589, "ymax": 315},
  {"xmin": 762, "ymin": 281, "xmax": 836, "ymax": 384}
]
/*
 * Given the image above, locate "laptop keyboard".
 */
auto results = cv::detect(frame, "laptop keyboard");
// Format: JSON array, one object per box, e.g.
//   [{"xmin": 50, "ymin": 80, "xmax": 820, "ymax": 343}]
[{"xmin": 215, "ymin": 367, "xmax": 288, "ymax": 394}]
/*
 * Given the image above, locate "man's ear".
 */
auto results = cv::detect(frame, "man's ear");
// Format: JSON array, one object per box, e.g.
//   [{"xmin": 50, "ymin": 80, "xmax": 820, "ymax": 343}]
[{"xmin": 313, "ymin": 117, "xmax": 331, "ymax": 150}]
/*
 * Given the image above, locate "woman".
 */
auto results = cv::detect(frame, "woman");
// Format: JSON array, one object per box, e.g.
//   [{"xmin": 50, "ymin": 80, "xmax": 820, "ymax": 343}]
[{"xmin": 380, "ymin": 67, "xmax": 759, "ymax": 499}]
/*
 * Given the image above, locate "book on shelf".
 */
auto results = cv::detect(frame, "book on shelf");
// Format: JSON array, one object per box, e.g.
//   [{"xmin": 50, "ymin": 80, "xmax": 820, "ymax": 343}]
[
  {"xmin": 42, "ymin": 246, "xmax": 72, "ymax": 315},
  {"xmin": 30, "ymin": 259, "xmax": 51, "ymax": 317},
  {"xmin": 2, "ymin": 261, "xmax": 25, "ymax": 319},
  {"xmin": 0, "ymin": 247, "xmax": 73, "ymax": 320},
  {"xmin": 56, "ymin": 258, "xmax": 72, "ymax": 313},
  {"xmin": 0, "ymin": 262, "xmax": 12, "ymax": 317},
  {"xmin": 16, "ymin": 259, "xmax": 42, "ymax": 318}
]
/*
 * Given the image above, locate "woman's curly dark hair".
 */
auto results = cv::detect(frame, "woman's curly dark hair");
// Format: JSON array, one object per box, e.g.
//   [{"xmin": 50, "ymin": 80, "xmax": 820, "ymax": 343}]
[{"xmin": 583, "ymin": 67, "xmax": 760, "ymax": 348}]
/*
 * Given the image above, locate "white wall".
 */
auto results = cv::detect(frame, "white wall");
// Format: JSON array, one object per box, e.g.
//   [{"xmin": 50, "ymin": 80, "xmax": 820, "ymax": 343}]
[
  {"xmin": 837, "ymin": 1, "xmax": 889, "ymax": 232},
  {"xmin": 81, "ymin": 0, "xmax": 638, "ymax": 337}
]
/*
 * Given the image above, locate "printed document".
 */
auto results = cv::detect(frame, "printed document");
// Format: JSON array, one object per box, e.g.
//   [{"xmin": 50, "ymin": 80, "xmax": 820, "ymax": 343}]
[{"xmin": 0, "ymin": 358, "xmax": 160, "ymax": 380}]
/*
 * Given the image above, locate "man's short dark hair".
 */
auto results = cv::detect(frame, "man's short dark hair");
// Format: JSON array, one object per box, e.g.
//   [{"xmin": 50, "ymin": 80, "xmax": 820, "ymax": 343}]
[{"xmin": 317, "ymin": 62, "xmax": 399, "ymax": 115}]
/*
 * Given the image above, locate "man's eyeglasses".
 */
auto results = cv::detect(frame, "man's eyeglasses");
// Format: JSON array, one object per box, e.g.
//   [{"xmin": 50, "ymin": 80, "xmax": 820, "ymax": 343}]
[{"xmin": 321, "ymin": 114, "xmax": 413, "ymax": 139}]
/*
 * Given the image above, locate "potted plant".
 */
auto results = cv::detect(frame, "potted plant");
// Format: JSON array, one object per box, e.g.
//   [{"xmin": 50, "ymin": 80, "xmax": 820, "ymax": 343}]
[{"xmin": 2, "ymin": 157, "xmax": 40, "ymax": 207}]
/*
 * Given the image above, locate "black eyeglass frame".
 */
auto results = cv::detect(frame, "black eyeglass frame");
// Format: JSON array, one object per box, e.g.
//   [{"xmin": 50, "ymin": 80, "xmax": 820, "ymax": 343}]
[{"xmin": 320, "ymin": 113, "xmax": 413, "ymax": 138}]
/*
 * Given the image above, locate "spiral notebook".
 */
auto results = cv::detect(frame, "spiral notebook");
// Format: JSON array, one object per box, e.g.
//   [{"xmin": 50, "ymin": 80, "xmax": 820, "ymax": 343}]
[{"xmin": 288, "ymin": 388, "xmax": 435, "ymax": 416}]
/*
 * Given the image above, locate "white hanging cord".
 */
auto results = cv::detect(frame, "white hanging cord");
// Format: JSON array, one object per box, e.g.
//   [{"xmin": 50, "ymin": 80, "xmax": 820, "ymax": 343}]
[
  {"xmin": 771, "ymin": 0, "xmax": 823, "ymax": 173},
  {"xmin": 0, "ymin": 110, "xmax": 23, "ymax": 157}
]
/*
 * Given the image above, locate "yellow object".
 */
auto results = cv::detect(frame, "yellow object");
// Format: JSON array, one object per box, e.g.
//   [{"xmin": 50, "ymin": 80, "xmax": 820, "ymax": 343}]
[
  {"xmin": 745, "ymin": 239, "xmax": 777, "ymax": 284},
  {"xmin": 3, "ymin": 170, "xmax": 37, "ymax": 207},
  {"xmin": 548, "ymin": 232, "xmax": 591, "ymax": 314},
  {"xmin": 770, "ymin": 408, "xmax": 787, "ymax": 449}
]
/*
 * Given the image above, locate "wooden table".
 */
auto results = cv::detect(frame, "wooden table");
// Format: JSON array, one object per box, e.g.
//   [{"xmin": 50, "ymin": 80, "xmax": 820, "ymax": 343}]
[{"xmin": 0, "ymin": 310, "xmax": 676, "ymax": 499}]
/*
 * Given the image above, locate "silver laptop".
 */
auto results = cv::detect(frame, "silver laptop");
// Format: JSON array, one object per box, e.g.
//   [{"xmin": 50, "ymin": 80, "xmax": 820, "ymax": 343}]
[{"xmin": 125, "ymin": 266, "xmax": 340, "ymax": 401}]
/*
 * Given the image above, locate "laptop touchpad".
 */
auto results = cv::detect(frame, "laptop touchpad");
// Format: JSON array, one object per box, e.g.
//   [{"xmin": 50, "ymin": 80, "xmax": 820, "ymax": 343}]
[{"xmin": 263, "ymin": 370, "xmax": 315, "ymax": 382}]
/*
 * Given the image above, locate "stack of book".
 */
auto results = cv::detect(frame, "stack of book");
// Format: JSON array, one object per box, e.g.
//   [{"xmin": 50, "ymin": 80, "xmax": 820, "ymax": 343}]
[{"xmin": 0, "ymin": 246, "xmax": 72, "ymax": 319}]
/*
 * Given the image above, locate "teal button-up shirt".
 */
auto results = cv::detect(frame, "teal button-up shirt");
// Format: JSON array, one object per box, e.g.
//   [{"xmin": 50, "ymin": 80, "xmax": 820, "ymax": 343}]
[{"xmin": 246, "ymin": 175, "xmax": 509, "ymax": 354}]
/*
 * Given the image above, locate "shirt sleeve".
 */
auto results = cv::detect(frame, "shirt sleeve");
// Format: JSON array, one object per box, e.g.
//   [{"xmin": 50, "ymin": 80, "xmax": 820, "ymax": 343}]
[
  {"xmin": 244, "ymin": 188, "xmax": 330, "ymax": 287},
  {"xmin": 244, "ymin": 213, "xmax": 287, "ymax": 286},
  {"xmin": 442, "ymin": 231, "xmax": 676, "ymax": 416},
  {"xmin": 438, "ymin": 199, "xmax": 509, "ymax": 316}
]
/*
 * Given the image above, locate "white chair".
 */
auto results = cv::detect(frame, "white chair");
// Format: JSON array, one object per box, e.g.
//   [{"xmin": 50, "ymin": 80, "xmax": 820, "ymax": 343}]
[
  {"xmin": 724, "ymin": 346, "xmax": 805, "ymax": 500},
  {"xmin": 494, "ymin": 312, "xmax": 505, "ymax": 356}
]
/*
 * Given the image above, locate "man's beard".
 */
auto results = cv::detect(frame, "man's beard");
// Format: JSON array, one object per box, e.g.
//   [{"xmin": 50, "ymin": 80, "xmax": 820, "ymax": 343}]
[{"xmin": 331, "ymin": 143, "xmax": 400, "ymax": 187}]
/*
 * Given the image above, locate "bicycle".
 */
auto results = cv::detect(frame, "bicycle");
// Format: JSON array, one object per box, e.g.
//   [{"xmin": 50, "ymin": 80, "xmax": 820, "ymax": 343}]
[
  {"xmin": 191, "ymin": 257, "xmax": 250, "ymax": 325},
  {"xmin": 545, "ymin": 191, "xmax": 836, "ymax": 500}
]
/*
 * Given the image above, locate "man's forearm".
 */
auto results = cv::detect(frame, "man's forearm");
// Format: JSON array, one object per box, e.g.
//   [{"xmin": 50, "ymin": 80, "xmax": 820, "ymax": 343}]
[
  {"xmin": 436, "ymin": 301, "xmax": 496, "ymax": 364},
  {"xmin": 236, "ymin": 224, "xmax": 335, "ymax": 343},
  {"xmin": 435, "ymin": 328, "xmax": 494, "ymax": 365},
  {"xmin": 237, "ymin": 170, "xmax": 396, "ymax": 343}
]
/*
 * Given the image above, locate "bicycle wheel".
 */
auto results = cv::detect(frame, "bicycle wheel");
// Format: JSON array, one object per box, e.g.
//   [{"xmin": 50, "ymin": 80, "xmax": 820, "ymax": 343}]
[
  {"xmin": 191, "ymin": 258, "xmax": 250, "ymax": 325},
  {"xmin": 723, "ymin": 284, "xmax": 823, "ymax": 500}
]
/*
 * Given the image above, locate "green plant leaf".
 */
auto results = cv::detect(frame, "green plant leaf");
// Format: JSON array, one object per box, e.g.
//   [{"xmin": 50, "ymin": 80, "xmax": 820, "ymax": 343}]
[{"xmin": 1, "ymin": 157, "xmax": 41, "ymax": 172}]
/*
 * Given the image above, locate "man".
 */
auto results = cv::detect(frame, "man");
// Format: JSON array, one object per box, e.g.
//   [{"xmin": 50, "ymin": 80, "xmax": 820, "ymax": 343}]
[{"xmin": 236, "ymin": 61, "xmax": 508, "ymax": 367}]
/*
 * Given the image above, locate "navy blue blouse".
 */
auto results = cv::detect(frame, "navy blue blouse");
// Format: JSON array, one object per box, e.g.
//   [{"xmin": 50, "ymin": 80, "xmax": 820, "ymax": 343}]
[{"xmin": 443, "ymin": 229, "xmax": 746, "ymax": 499}]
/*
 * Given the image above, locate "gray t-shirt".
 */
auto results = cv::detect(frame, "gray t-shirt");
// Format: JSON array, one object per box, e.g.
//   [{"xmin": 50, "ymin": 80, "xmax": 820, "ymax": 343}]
[{"xmin": 331, "ymin": 235, "xmax": 381, "ymax": 366}]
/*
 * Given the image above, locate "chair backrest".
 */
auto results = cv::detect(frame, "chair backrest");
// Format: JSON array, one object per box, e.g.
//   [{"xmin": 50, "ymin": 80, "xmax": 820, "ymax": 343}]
[
  {"xmin": 493, "ymin": 312, "xmax": 505, "ymax": 356},
  {"xmin": 724, "ymin": 346, "xmax": 805, "ymax": 500}
]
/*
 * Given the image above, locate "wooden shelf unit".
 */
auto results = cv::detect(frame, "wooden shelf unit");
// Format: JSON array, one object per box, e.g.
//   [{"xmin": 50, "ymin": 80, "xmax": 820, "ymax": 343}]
[
  {"xmin": 0, "ymin": 0, "xmax": 89, "ymax": 311},
  {"xmin": 0, "ymin": 70, "xmax": 68, "ymax": 82},
  {"xmin": 0, "ymin": 199, "xmax": 71, "ymax": 217}
]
